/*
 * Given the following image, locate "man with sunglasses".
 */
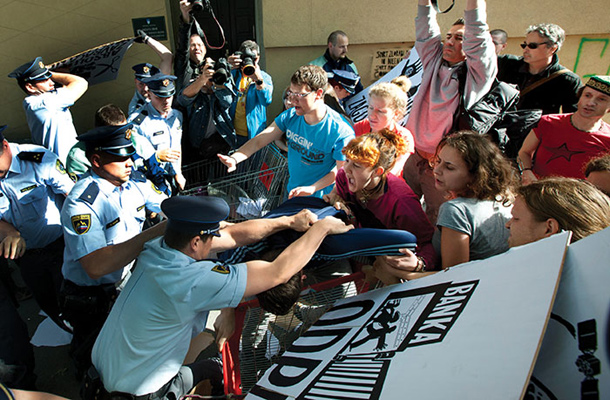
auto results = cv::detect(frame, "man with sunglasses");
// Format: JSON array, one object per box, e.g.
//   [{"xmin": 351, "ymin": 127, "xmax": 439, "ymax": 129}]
[{"xmin": 497, "ymin": 23, "xmax": 581, "ymax": 115}]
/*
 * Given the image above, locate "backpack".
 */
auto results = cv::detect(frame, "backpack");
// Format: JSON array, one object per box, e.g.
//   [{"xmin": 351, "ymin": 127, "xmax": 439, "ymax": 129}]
[{"xmin": 454, "ymin": 66, "xmax": 542, "ymax": 158}]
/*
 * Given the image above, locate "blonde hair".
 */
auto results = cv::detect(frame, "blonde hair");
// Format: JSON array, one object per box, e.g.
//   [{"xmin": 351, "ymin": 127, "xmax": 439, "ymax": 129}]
[{"xmin": 368, "ymin": 81, "xmax": 409, "ymax": 118}]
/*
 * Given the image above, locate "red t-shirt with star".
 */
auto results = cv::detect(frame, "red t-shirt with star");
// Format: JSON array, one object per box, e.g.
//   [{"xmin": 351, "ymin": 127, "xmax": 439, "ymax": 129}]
[{"xmin": 532, "ymin": 113, "xmax": 610, "ymax": 179}]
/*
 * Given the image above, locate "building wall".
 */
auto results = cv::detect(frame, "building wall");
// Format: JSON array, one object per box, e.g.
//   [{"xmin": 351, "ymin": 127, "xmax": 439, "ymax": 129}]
[
  {"xmin": 2, "ymin": 0, "xmax": 609, "ymax": 141},
  {"xmin": 0, "ymin": 0, "xmax": 173, "ymax": 141},
  {"xmin": 261, "ymin": 0, "xmax": 610, "ymax": 118}
]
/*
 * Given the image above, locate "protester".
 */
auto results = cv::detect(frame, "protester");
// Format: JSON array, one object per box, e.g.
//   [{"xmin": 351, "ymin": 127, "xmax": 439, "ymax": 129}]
[
  {"xmin": 518, "ymin": 75, "xmax": 610, "ymax": 184},
  {"xmin": 403, "ymin": 0, "xmax": 496, "ymax": 225},
  {"xmin": 584, "ymin": 153, "xmax": 610, "ymax": 196},
  {"xmin": 497, "ymin": 23, "xmax": 581, "ymax": 114},
  {"xmin": 324, "ymin": 130, "xmax": 436, "ymax": 284},
  {"xmin": 431, "ymin": 131, "xmax": 517, "ymax": 269},
  {"xmin": 506, "ymin": 177, "xmax": 610, "ymax": 247},
  {"xmin": 353, "ymin": 80, "xmax": 415, "ymax": 176},
  {"xmin": 490, "ymin": 28, "xmax": 508, "ymax": 55},
  {"xmin": 218, "ymin": 65, "xmax": 354, "ymax": 199}
]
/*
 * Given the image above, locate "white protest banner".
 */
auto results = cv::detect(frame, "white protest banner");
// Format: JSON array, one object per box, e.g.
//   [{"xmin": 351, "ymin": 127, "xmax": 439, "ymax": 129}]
[
  {"xmin": 48, "ymin": 38, "xmax": 136, "ymax": 86},
  {"xmin": 344, "ymin": 49, "xmax": 423, "ymax": 124},
  {"xmin": 248, "ymin": 232, "xmax": 570, "ymax": 400},
  {"xmin": 528, "ymin": 226, "xmax": 610, "ymax": 399}
]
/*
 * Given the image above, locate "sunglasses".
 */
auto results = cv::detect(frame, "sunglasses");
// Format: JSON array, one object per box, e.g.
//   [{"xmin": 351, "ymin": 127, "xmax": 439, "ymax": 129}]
[{"xmin": 520, "ymin": 41, "xmax": 550, "ymax": 50}]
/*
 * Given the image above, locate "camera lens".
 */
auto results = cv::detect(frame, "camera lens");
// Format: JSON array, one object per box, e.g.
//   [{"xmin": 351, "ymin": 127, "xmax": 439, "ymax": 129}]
[{"xmin": 192, "ymin": 0, "xmax": 204, "ymax": 12}]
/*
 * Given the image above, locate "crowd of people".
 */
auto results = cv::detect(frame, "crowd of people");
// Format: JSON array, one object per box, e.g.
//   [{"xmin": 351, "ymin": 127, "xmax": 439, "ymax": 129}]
[{"xmin": 1, "ymin": 0, "xmax": 610, "ymax": 399}]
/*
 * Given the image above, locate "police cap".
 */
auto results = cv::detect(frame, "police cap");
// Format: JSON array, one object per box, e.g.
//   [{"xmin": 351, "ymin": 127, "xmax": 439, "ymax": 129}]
[
  {"xmin": 142, "ymin": 73, "xmax": 177, "ymax": 98},
  {"xmin": 161, "ymin": 196, "xmax": 230, "ymax": 237},
  {"xmin": 329, "ymin": 69, "xmax": 360, "ymax": 94},
  {"xmin": 77, "ymin": 124, "xmax": 137, "ymax": 157},
  {"xmin": 8, "ymin": 57, "xmax": 53, "ymax": 82},
  {"xmin": 0, "ymin": 125, "xmax": 6, "ymax": 142},
  {"xmin": 132, "ymin": 63, "xmax": 160, "ymax": 81}
]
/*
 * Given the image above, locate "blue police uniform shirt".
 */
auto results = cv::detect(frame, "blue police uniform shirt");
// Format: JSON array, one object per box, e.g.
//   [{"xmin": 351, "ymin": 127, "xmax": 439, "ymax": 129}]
[
  {"xmin": 128, "ymin": 102, "xmax": 183, "ymax": 153},
  {"xmin": 0, "ymin": 144, "xmax": 75, "ymax": 249},
  {"xmin": 275, "ymin": 105, "xmax": 355, "ymax": 198},
  {"xmin": 23, "ymin": 87, "xmax": 78, "ymax": 163},
  {"xmin": 92, "ymin": 237, "xmax": 247, "ymax": 395},
  {"xmin": 61, "ymin": 170, "xmax": 166, "ymax": 286},
  {"xmin": 128, "ymin": 90, "xmax": 149, "ymax": 116}
]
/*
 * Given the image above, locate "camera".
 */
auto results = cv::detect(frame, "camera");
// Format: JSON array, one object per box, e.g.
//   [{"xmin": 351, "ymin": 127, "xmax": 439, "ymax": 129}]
[
  {"xmin": 234, "ymin": 49, "xmax": 257, "ymax": 76},
  {"xmin": 191, "ymin": 0, "xmax": 204, "ymax": 13},
  {"xmin": 210, "ymin": 58, "xmax": 232, "ymax": 85}
]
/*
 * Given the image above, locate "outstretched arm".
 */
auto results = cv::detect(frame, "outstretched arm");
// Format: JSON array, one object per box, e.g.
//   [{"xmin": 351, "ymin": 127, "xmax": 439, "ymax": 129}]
[
  {"xmin": 138, "ymin": 30, "xmax": 174, "ymax": 75},
  {"xmin": 243, "ymin": 216, "xmax": 352, "ymax": 297},
  {"xmin": 211, "ymin": 209, "xmax": 318, "ymax": 252},
  {"xmin": 218, "ymin": 122, "xmax": 284, "ymax": 172}
]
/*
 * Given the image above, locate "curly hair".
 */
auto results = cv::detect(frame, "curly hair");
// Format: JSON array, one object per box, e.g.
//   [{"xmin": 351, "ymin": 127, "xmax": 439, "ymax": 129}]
[
  {"xmin": 517, "ymin": 177, "xmax": 610, "ymax": 243},
  {"xmin": 342, "ymin": 129, "xmax": 407, "ymax": 172},
  {"xmin": 434, "ymin": 131, "xmax": 518, "ymax": 203},
  {"xmin": 291, "ymin": 65, "xmax": 328, "ymax": 92},
  {"xmin": 368, "ymin": 81, "xmax": 409, "ymax": 118}
]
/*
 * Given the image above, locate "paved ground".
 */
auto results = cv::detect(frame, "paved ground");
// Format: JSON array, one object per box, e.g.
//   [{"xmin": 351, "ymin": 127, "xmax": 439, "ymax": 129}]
[{"xmin": 17, "ymin": 296, "xmax": 80, "ymax": 399}]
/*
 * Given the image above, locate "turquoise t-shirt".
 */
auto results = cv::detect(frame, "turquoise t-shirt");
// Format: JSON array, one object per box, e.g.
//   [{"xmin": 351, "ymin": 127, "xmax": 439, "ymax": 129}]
[{"xmin": 275, "ymin": 106, "xmax": 354, "ymax": 197}]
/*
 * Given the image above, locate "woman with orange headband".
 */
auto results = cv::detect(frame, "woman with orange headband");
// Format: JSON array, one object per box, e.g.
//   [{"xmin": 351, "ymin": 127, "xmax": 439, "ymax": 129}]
[{"xmin": 324, "ymin": 129, "xmax": 436, "ymax": 283}]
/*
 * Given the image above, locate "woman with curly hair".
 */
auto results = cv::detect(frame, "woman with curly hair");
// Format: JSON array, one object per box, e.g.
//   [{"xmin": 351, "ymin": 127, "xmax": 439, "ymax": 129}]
[
  {"xmin": 325, "ymin": 129, "xmax": 436, "ymax": 282},
  {"xmin": 431, "ymin": 131, "xmax": 518, "ymax": 269}
]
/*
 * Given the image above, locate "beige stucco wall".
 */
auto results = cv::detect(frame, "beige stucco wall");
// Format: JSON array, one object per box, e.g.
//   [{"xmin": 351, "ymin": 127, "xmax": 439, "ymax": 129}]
[
  {"xmin": 261, "ymin": 0, "xmax": 610, "ymax": 118},
  {"xmin": 0, "ymin": 0, "xmax": 174, "ymax": 141},
  {"xmin": 2, "ymin": 0, "xmax": 610, "ymax": 141}
]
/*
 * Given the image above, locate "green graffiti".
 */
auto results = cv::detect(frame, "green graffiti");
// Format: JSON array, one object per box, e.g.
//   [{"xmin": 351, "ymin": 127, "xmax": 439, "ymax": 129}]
[{"xmin": 573, "ymin": 38, "xmax": 610, "ymax": 78}]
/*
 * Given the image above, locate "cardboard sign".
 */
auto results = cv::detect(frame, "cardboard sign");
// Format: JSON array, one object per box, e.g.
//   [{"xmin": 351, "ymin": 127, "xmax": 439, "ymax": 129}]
[
  {"xmin": 529, "ymin": 227, "xmax": 610, "ymax": 399},
  {"xmin": 248, "ymin": 232, "xmax": 570, "ymax": 399},
  {"xmin": 344, "ymin": 49, "xmax": 423, "ymax": 125},
  {"xmin": 48, "ymin": 38, "xmax": 136, "ymax": 85}
]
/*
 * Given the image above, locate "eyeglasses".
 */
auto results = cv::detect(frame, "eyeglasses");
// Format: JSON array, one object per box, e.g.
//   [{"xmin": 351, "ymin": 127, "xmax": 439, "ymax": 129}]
[
  {"xmin": 286, "ymin": 90, "xmax": 313, "ymax": 99},
  {"xmin": 520, "ymin": 41, "xmax": 550, "ymax": 50}
]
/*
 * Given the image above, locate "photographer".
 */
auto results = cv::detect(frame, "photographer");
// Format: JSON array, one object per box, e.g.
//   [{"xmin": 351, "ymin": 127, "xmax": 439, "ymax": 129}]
[
  {"xmin": 177, "ymin": 57, "xmax": 237, "ymax": 165},
  {"xmin": 228, "ymin": 40, "xmax": 273, "ymax": 143},
  {"xmin": 175, "ymin": 0, "xmax": 208, "ymax": 93}
]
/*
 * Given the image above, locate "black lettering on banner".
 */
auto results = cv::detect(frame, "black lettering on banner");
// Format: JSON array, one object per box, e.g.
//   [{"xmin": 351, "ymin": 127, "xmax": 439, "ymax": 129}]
[
  {"xmin": 290, "ymin": 328, "xmax": 351, "ymax": 353},
  {"xmin": 268, "ymin": 356, "xmax": 322, "ymax": 387},
  {"xmin": 313, "ymin": 300, "xmax": 375, "ymax": 327},
  {"xmin": 249, "ymin": 385, "xmax": 289, "ymax": 400}
]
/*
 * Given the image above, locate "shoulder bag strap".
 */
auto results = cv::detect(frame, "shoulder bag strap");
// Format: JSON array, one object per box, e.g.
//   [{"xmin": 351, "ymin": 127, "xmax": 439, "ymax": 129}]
[{"xmin": 519, "ymin": 68, "xmax": 570, "ymax": 97}]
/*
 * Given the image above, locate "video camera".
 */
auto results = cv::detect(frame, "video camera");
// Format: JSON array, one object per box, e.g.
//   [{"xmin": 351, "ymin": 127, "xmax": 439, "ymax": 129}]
[
  {"xmin": 191, "ymin": 0, "xmax": 211, "ymax": 13},
  {"xmin": 234, "ymin": 49, "xmax": 257, "ymax": 76}
]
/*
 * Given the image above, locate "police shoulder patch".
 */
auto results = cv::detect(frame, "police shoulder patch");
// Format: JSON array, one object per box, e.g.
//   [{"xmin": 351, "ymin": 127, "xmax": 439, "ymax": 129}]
[
  {"xmin": 55, "ymin": 159, "xmax": 67, "ymax": 174},
  {"xmin": 211, "ymin": 264, "xmax": 230, "ymax": 275},
  {"xmin": 71, "ymin": 214, "xmax": 91, "ymax": 235},
  {"xmin": 17, "ymin": 151, "xmax": 44, "ymax": 163}
]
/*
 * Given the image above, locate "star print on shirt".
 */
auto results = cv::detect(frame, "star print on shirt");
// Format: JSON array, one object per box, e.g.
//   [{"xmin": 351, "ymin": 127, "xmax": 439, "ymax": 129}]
[{"xmin": 544, "ymin": 142, "xmax": 587, "ymax": 164}]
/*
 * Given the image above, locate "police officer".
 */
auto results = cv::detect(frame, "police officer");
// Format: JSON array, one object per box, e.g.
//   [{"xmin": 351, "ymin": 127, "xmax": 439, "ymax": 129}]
[
  {"xmin": 90, "ymin": 195, "xmax": 350, "ymax": 400},
  {"xmin": 60, "ymin": 123, "xmax": 167, "ymax": 376},
  {"xmin": 128, "ymin": 63, "xmax": 159, "ymax": 115},
  {"xmin": 0, "ymin": 125, "xmax": 75, "ymax": 331},
  {"xmin": 129, "ymin": 72, "xmax": 186, "ymax": 191},
  {"xmin": 8, "ymin": 57, "xmax": 88, "ymax": 163}
]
